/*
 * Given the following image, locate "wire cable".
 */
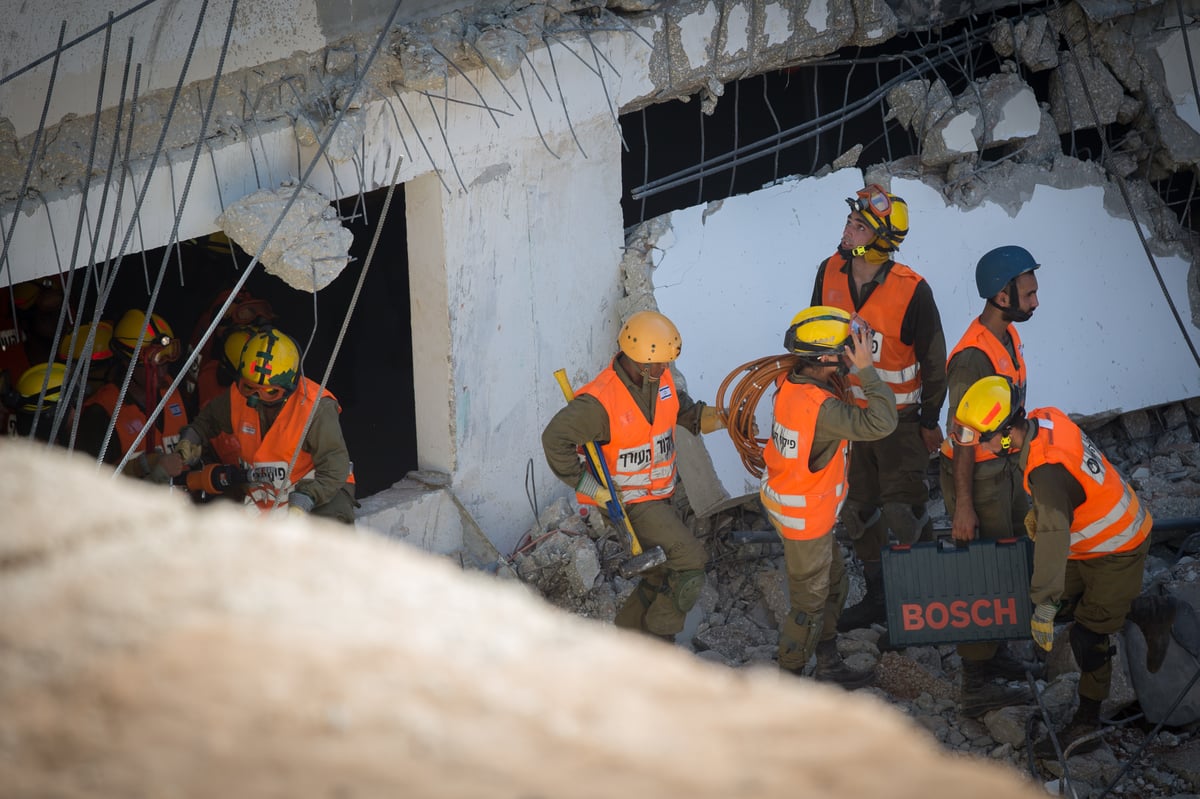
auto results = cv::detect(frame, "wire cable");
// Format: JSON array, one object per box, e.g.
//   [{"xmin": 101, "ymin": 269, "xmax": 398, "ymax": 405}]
[{"xmin": 713, "ymin": 354, "xmax": 799, "ymax": 478}]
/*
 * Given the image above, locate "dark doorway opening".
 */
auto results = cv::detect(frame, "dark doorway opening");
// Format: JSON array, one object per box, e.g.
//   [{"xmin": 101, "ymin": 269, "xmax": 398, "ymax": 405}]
[{"xmin": 66, "ymin": 185, "xmax": 417, "ymax": 499}]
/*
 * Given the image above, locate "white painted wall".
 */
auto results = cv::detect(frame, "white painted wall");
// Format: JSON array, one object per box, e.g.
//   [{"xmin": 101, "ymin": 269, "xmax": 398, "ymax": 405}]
[{"xmin": 653, "ymin": 171, "xmax": 1200, "ymax": 499}]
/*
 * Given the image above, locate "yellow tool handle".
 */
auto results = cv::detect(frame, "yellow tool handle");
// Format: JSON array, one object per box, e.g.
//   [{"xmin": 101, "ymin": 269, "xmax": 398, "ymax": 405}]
[{"xmin": 553, "ymin": 368, "xmax": 644, "ymax": 556}]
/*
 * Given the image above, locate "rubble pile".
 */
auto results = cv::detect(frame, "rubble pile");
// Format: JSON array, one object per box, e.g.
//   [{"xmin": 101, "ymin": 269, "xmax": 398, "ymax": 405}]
[{"xmin": 511, "ymin": 399, "xmax": 1200, "ymax": 796}]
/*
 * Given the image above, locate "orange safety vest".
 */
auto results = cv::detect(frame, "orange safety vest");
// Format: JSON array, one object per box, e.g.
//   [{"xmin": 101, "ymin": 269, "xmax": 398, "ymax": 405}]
[
  {"xmin": 1023, "ymin": 408, "xmax": 1151, "ymax": 559},
  {"xmin": 83, "ymin": 382, "xmax": 188, "ymax": 456},
  {"xmin": 574, "ymin": 363, "xmax": 679, "ymax": 507},
  {"xmin": 941, "ymin": 318, "xmax": 1027, "ymax": 462},
  {"xmin": 228, "ymin": 377, "xmax": 355, "ymax": 512},
  {"xmin": 820, "ymin": 255, "xmax": 924, "ymax": 410},
  {"xmin": 760, "ymin": 380, "xmax": 849, "ymax": 540},
  {"xmin": 194, "ymin": 358, "xmax": 224, "ymax": 411}
]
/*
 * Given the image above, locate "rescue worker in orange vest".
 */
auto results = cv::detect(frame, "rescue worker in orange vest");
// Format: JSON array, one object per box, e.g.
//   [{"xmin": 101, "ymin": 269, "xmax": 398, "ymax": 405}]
[
  {"xmin": 812, "ymin": 184, "xmax": 948, "ymax": 631},
  {"xmin": 74, "ymin": 310, "xmax": 190, "ymax": 483},
  {"xmin": 12, "ymin": 362, "xmax": 68, "ymax": 444},
  {"xmin": 541, "ymin": 310, "xmax": 725, "ymax": 643},
  {"xmin": 184, "ymin": 288, "xmax": 277, "ymax": 415},
  {"xmin": 941, "ymin": 245, "xmax": 1042, "ymax": 715},
  {"xmin": 951, "ymin": 376, "xmax": 1152, "ymax": 754},
  {"xmin": 58, "ymin": 320, "xmax": 116, "ymax": 401},
  {"xmin": 1, "ymin": 277, "xmax": 67, "ymax": 435},
  {"xmin": 174, "ymin": 327, "xmax": 357, "ymax": 523},
  {"xmin": 194, "ymin": 325, "xmax": 259, "ymax": 411},
  {"xmin": 761, "ymin": 306, "xmax": 896, "ymax": 687}
]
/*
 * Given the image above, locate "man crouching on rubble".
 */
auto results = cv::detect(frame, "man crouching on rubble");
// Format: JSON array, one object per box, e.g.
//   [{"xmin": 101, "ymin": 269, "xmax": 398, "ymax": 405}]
[
  {"xmin": 760, "ymin": 306, "xmax": 896, "ymax": 688},
  {"xmin": 950, "ymin": 375, "xmax": 1156, "ymax": 755}
]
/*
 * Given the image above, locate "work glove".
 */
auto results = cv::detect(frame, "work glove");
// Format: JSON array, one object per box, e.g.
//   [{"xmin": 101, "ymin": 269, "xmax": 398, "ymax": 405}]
[
  {"xmin": 289, "ymin": 492, "xmax": 315, "ymax": 516},
  {"xmin": 175, "ymin": 437, "xmax": 203, "ymax": 467},
  {"xmin": 1031, "ymin": 601, "xmax": 1058, "ymax": 652},
  {"xmin": 576, "ymin": 471, "xmax": 612, "ymax": 506},
  {"xmin": 700, "ymin": 405, "xmax": 726, "ymax": 435},
  {"xmin": 1023, "ymin": 508, "xmax": 1037, "ymax": 541}
]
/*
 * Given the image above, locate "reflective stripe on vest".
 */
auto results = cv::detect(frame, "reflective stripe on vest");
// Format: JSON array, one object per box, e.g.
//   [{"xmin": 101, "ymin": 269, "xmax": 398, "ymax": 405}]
[
  {"xmin": 760, "ymin": 380, "xmax": 848, "ymax": 540},
  {"xmin": 941, "ymin": 318, "xmax": 1027, "ymax": 462},
  {"xmin": 1023, "ymin": 409, "xmax": 1151, "ymax": 559},
  {"xmin": 229, "ymin": 376, "xmax": 355, "ymax": 512},
  {"xmin": 573, "ymin": 363, "xmax": 679, "ymax": 507},
  {"xmin": 820, "ymin": 256, "xmax": 923, "ymax": 410}
]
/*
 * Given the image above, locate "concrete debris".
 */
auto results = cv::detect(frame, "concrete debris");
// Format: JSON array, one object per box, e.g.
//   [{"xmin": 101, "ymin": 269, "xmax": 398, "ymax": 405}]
[
  {"xmin": 1076, "ymin": 0, "xmax": 1163, "ymax": 24},
  {"xmin": 507, "ymin": 399, "xmax": 1200, "ymax": 794},
  {"xmin": 394, "ymin": 36, "xmax": 450, "ymax": 92},
  {"xmin": 216, "ymin": 185, "xmax": 353, "ymax": 293},
  {"xmin": 990, "ymin": 15, "xmax": 1060, "ymax": 73},
  {"xmin": 607, "ymin": 0, "xmax": 664, "ymax": 11},
  {"xmin": 831, "ymin": 143, "xmax": 863, "ymax": 169},
  {"xmin": 617, "ymin": 214, "xmax": 670, "ymax": 321},
  {"xmin": 976, "ymin": 73, "xmax": 1042, "ymax": 147},
  {"xmin": 473, "ymin": 27, "xmax": 529, "ymax": 79},
  {"xmin": 699, "ymin": 78, "xmax": 725, "ymax": 116},
  {"xmin": 885, "ymin": 79, "xmax": 954, "ymax": 136},
  {"xmin": 845, "ymin": 0, "xmax": 899, "ymax": 47},
  {"xmin": 1049, "ymin": 53, "xmax": 1126, "ymax": 134}
]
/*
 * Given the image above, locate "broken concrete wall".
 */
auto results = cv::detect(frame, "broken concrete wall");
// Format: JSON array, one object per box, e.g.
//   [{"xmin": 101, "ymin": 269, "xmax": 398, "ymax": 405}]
[
  {"xmin": 646, "ymin": 167, "xmax": 1198, "ymax": 499},
  {"xmin": 3, "ymin": 0, "xmax": 1200, "ymax": 559}
]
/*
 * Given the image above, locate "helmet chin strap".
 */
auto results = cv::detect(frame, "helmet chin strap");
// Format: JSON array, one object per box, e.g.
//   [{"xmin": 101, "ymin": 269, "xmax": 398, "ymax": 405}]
[{"xmin": 988, "ymin": 281, "xmax": 1032, "ymax": 322}]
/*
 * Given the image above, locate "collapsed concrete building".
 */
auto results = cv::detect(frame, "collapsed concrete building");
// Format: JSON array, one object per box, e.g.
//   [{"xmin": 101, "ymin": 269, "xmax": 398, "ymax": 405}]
[
  {"xmin": 5, "ymin": 0, "xmax": 1200, "ymax": 794},
  {"xmin": 3, "ymin": 0, "xmax": 1200, "ymax": 552}
]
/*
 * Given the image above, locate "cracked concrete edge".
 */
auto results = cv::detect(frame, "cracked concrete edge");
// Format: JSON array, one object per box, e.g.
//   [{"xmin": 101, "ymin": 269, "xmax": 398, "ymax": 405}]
[{"xmin": 0, "ymin": 0, "xmax": 907, "ymax": 203}]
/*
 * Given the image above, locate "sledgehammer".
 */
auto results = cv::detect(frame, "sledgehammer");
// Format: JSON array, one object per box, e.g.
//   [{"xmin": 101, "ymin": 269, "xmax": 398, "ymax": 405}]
[{"xmin": 554, "ymin": 369, "xmax": 667, "ymax": 579}]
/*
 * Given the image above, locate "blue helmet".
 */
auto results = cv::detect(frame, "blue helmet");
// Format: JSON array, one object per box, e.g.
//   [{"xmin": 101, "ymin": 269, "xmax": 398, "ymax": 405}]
[{"xmin": 975, "ymin": 246, "xmax": 1039, "ymax": 299}]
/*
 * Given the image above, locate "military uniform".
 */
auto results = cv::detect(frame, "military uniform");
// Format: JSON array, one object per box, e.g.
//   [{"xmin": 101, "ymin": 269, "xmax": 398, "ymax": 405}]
[{"xmin": 542, "ymin": 358, "xmax": 708, "ymax": 639}]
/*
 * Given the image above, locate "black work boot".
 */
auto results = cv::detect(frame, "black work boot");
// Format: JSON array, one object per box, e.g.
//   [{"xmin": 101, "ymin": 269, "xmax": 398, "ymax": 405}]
[
  {"xmin": 980, "ymin": 643, "xmax": 1044, "ymax": 681},
  {"xmin": 1035, "ymin": 697, "xmax": 1105, "ymax": 758},
  {"xmin": 959, "ymin": 658, "xmax": 1033, "ymax": 718},
  {"xmin": 837, "ymin": 564, "xmax": 886, "ymax": 632},
  {"xmin": 1128, "ymin": 595, "xmax": 1178, "ymax": 674},
  {"xmin": 813, "ymin": 638, "xmax": 875, "ymax": 689}
]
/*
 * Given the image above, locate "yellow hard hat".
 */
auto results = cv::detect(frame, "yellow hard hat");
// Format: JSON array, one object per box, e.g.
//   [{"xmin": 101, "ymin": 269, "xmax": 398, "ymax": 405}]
[
  {"xmin": 237, "ymin": 327, "xmax": 300, "ymax": 404},
  {"xmin": 12, "ymin": 280, "xmax": 43, "ymax": 311},
  {"xmin": 950, "ymin": 375, "xmax": 1024, "ymax": 447},
  {"xmin": 221, "ymin": 326, "xmax": 256, "ymax": 373},
  {"xmin": 16, "ymin": 362, "xmax": 66, "ymax": 412},
  {"xmin": 113, "ymin": 309, "xmax": 180, "ymax": 364},
  {"xmin": 846, "ymin": 184, "xmax": 909, "ymax": 251},
  {"xmin": 783, "ymin": 305, "xmax": 851, "ymax": 355},
  {"xmin": 619, "ymin": 310, "xmax": 681, "ymax": 364},
  {"xmin": 58, "ymin": 321, "xmax": 114, "ymax": 362}
]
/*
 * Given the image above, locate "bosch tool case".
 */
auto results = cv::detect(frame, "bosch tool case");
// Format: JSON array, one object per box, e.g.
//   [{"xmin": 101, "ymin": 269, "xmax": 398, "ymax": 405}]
[{"xmin": 880, "ymin": 537, "xmax": 1034, "ymax": 647}]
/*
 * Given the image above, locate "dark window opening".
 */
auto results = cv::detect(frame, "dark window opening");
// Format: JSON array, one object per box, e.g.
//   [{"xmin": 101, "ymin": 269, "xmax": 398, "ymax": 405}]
[
  {"xmin": 619, "ymin": 6, "xmax": 1198, "ymax": 242},
  {"xmin": 62, "ymin": 185, "xmax": 416, "ymax": 499}
]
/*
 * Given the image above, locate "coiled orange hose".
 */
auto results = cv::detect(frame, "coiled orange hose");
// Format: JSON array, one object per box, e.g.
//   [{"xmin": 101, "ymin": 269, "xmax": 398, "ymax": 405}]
[{"xmin": 714, "ymin": 354, "xmax": 799, "ymax": 479}]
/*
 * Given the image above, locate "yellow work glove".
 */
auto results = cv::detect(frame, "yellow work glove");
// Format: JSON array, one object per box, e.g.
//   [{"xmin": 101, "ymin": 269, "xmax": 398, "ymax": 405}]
[
  {"xmin": 700, "ymin": 405, "xmax": 726, "ymax": 434},
  {"xmin": 1031, "ymin": 601, "xmax": 1058, "ymax": 652},
  {"xmin": 576, "ymin": 472, "xmax": 612, "ymax": 506},
  {"xmin": 175, "ymin": 437, "xmax": 203, "ymax": 467},
  {"xmin": 1024, "ymin": 508, "xmax": 1037, "ymax": 541}
]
